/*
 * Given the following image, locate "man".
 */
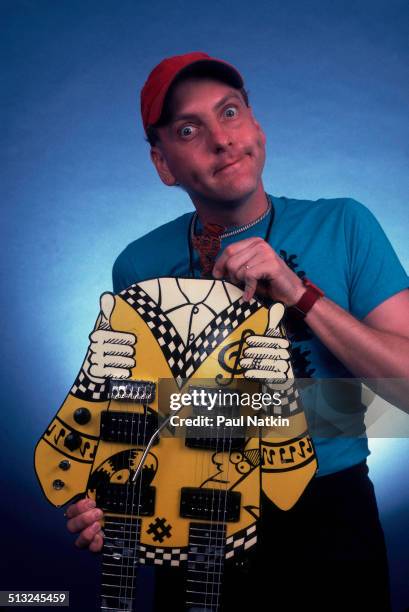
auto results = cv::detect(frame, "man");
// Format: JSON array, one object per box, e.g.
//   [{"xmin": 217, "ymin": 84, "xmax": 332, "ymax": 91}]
[{"xmin": 65, "ymin": 52, "xmax": 409, "ymax": 610}]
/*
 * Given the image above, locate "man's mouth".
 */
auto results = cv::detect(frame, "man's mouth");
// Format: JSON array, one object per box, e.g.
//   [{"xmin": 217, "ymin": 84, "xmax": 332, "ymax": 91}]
[{"xmin": 214, "ymin": 157, "xmax": 245, "ymax": 175}]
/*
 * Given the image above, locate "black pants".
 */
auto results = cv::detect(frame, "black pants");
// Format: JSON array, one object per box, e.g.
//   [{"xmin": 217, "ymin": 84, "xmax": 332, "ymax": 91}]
[{"xmin": 154, "ymin": 461, "xmax": 391, "ymax": 611}]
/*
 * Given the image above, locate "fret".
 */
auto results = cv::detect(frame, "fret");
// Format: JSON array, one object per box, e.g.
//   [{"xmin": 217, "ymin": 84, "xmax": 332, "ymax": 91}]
[
  {"xmin": 102, "ymin": 572, "xmax": 138, "ymax": 580},
  {"xmin": 102, "ymin": 553, "xmax": 139, "ymax": 560},
  {"xmin": 188, "ymin": 532, "xmax": 226, "ymax": 539},
  {"xmin": 105, "ymin": 527, "xmax": 141, "ymax": 534},
  {"xmin": 104, "ymin": 541, "xmax": 140, "ymax": 549},
  {"xmin": 102, "ymin": 561, "xmax": 138, "ymax": 569},
  {"xmin": 186, "ymin": 601, "xmax": 218, "ymax": 609},
  {"xmin": 104, "ymin": 524, "xmax": 141, "ymax": 531},
  {"xmin": 104, "ymin": 518, "xmax": 141, "ymax": 525},
  {"xmin": 102, "ymin": 595, "xmax": 132, "ymax": 610},
  {"xmin": 104, "ymin": 524, "xmax": 142, "ymax": 531},
  {"xmin": 101, "ymin": 583, "xmax": 136, "ymax": 589},
  {"xmin": 102, "ymin": 572, "xmax": 139, "ymax": 579}
]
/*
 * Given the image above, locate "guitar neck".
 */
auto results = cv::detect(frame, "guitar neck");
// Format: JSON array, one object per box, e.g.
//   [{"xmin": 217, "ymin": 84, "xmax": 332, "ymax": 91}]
[
  {"xmin": 100, "ymin": 516, "xmax": 141, "ymax": 611},
  {"xmin": 185, "ymin": 522, "xmax": 226, "ymax": 612}
]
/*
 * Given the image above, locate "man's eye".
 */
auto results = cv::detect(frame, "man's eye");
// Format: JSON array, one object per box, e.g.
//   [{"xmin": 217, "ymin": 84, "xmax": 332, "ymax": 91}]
[
  {"xmin": 224, "ymin": 106, "xmax": 238, "ymax": 118},
  {"xmin": 179, "ymin": 125, "xmax": 196, "ymax": 138}
]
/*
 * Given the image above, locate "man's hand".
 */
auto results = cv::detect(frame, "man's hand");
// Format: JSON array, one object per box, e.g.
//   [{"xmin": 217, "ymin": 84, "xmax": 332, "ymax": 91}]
[
  {"xmin": 212, "ymin": 237, "xmax": 304, "ymax": 304},
  {"xmin": 86, "ymin": 292, "xmax": 137, "ymax": 383},
  {"xmin": 239, "ymin": 302, "xmax": 292, "ymax": 383},
  {"xmin": 65, "ymin": 498, "xmax": 104, "ymax": 553}
]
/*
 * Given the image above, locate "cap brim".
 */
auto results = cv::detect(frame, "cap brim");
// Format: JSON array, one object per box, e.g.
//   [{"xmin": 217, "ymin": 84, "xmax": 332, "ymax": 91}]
[{"xmin": 175, "ymin": 59, "xmax": 244, "ymax": 89}]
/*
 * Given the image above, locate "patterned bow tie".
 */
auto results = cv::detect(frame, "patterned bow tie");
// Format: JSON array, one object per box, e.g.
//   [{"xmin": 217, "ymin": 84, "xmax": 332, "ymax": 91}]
[{"xmin": 192, "ymin": 222, "xmax": 226, "ymax": 278}]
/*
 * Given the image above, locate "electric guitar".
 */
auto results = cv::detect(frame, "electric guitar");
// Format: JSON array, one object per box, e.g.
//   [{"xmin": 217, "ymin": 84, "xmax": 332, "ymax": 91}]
[{"xmin": 35, "ymin": 277, "xmax": 317, "ymax": 611}]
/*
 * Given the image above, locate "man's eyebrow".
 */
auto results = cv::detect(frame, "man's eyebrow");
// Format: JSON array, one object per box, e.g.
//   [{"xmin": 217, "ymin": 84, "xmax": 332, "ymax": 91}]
[
  {"xmin": 170, "ymin": 92, "xmax": 244, "ymax": 124},
  {"xmin": 213, "ymin": 92, "xmax": 244, "ymax": 111}
]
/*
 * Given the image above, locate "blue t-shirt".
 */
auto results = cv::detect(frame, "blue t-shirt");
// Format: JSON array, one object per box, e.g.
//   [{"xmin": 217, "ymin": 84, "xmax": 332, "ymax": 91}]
[{"xmin": 112, "ymin": 195, "xmax": 408, "ymax": 477}]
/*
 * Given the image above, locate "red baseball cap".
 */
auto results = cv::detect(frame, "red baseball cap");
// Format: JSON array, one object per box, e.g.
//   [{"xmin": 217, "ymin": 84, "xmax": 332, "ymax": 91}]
[{"xmin": 141, "ymin": 52, "xmax": 244, "ymax": 133}]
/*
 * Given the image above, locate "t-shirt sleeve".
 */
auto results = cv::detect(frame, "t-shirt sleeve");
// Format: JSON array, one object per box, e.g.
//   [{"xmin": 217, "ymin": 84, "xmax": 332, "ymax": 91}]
[
  {"xmin": 112, "ymin": 246, "xmax": 140, "ymax": 294},
  {"xmin": 344, "ymin": 199, "xmax": 409, "ymax": 320}
]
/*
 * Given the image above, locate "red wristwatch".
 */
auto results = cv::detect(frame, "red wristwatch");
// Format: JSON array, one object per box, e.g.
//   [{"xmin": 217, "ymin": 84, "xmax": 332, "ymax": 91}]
[{"xmin": 291, "ymin": 278, "xmax": 324, "ymax": 318}]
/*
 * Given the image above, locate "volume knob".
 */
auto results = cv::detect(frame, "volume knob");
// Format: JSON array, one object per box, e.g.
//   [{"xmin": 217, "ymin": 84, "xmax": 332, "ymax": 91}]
[
  {"xmin": 64, "ymin": 432, "xmax": 82, "ymax": 451},
  {"xmin": 74, "ymin": 407, "xmax": 91, "ymax": 425}
]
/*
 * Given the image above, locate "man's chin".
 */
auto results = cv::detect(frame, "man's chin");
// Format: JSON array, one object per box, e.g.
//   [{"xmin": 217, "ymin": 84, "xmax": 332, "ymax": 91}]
[{"xmin": 207, "ymin": 180, "xmax": 259, "ymax": 205}]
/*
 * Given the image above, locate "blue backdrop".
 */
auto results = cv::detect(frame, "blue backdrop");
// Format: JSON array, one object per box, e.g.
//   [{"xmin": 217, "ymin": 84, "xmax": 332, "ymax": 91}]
[{"xmin": 2, "ymin": 0, "xmax": 408, "ymax": 610}]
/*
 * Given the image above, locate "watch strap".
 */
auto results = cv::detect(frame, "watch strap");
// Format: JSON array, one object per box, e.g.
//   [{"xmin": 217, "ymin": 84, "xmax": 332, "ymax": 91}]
[{"xmin": 291, "ymin": 279, "xmax": 324, "ymax": 318}]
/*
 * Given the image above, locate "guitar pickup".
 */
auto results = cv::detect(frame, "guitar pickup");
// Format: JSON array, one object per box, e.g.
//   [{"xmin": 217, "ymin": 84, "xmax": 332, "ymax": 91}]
[
  {"xmin": 100, "ymin": 410, "xmax": 159, "ymax": 445},
  {"xmin": 96, "ymin": 483, "xmax": 155, "ymax": 516},
  {"xmin": 185, "ymin": 435, "xmax": 245, "ymax": 451},
  {"xmin": 109, "ymin": 379, "xmax": 156, "ymax": 403},
  {"xmin": 180, "ymin": 487, "xmax": 241, "ymax": 522}
]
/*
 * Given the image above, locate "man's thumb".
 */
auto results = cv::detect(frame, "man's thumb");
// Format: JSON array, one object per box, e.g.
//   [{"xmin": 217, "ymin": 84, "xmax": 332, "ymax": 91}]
[
  {"xmin": 98, "ymin": 292, "xmax": 115, "ymax": 330},
  {"xmin": 265, "ymin": 302, "xmax": 285, "ymax": 336}
]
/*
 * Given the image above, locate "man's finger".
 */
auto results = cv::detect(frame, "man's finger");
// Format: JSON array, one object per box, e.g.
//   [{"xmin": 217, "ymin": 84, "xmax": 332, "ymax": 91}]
[
  {"xmin": 75, "ymin": 521, "xmax": 103, "ymax": 549},
  {"xmin": 266, "ymin": 303, "xmax": 285, "ymax": 335},
  {"xmin": 67, "ymin": 508, "xmax": 103, "ymax": 534},
  {"xmin": 89, "ymin": 532, "xmax": 104, "ymax": 553},
  {"xmin": 65, "ymin": 498, "xmax": 95, "ymax": 519},
  {"xmin": 212, "ymin": 238, "xmax": 262, "ymax": 278},
  {"xmin": 243, "ymin": 274, "xmax": 258, "ymax": 302}
]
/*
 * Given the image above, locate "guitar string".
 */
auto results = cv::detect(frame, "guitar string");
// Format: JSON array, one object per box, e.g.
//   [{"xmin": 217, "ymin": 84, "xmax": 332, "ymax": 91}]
[
  {"xmin": 129, "ymin": 380, "xmax": 149, "ymax": 610},
  {"xmin": 120, "ymin": 376, "xmax": 137, "ymax": 609},
  {"xmin": 114, "ymin": 374, "xmax": 144, "ymax": 609},
  {"xmin": 216, "ymin": 385, "xmax": 235, "ymax": 612},
  {"xmin": 214, "ymin": 364, "xmax": 236, "ymax": 612},
  {"xmin": 210, "ymin": 388, "xmax": 229, "ymax": 612}
]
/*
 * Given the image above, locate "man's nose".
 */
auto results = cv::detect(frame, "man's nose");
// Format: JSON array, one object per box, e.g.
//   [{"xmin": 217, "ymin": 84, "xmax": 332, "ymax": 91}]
[{"xmin": 207, "ymin": 122, "xmax": 233, "ymax": 152}]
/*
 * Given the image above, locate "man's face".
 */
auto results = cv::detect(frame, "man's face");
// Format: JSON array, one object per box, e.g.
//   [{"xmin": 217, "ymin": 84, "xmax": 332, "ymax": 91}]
[{"xmin": 150, "ymin": 77, "xmax": 266, "ymax": 205}]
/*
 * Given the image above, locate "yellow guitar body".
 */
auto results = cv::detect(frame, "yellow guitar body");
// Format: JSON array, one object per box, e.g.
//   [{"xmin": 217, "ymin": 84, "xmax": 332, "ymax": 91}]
[{"xmin": 35, "ymin": 278, "xmax": 317, "ymax": 564}]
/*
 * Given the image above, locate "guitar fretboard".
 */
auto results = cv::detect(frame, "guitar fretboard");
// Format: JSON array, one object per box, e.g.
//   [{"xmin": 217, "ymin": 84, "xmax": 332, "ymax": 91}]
[
  {"xmin": 185, "ymin": 522, "xmax": 226, "ymax": 612},
  {"xmin": 100, "ymin": 516, "xmax": 141, "ymax": 611}
]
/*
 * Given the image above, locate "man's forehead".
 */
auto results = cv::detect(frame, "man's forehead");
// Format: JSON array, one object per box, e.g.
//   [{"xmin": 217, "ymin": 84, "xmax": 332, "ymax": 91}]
[{"xmin": 166, "ymin": 77, "xmax": 244, "ymax": 119}]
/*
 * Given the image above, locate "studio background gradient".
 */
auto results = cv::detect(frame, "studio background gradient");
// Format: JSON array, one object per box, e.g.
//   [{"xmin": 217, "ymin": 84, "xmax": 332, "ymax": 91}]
[{"xmin": 2, "ymin": 0, "xmax": 408, "ymax": 610}]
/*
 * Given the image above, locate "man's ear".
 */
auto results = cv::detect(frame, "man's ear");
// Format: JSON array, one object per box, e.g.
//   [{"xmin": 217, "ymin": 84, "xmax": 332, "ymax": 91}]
[{"xmin": 150, "ymin": 147, "xmax": 178, "ymax": 186}]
